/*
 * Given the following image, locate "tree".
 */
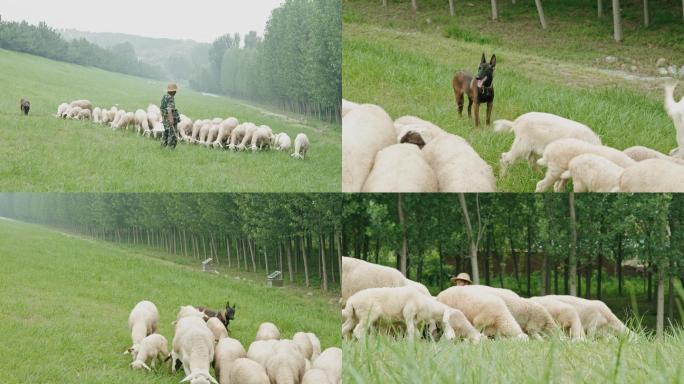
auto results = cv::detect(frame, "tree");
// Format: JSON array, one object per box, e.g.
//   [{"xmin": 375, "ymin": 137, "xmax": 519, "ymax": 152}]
[
  {"xmin": 568, "ymin": 193, "xmax": 578, "ymax": 296},
  {"xmin": 244, "ymin": 31, "xmax": 259, "ymax": 49},
  {"xmin": 612, "ymin": 0, "xmax": 623, "ymax": 42},
  {"xmin": 459, "ymin": 194, "xmax": 485, "ymax": 284}
]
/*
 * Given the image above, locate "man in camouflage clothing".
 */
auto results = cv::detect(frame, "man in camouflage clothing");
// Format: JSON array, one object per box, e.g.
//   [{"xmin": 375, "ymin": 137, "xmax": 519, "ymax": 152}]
[{"xmin": 160, "ymin": 83, "xmax": 180, "ymax": 149}]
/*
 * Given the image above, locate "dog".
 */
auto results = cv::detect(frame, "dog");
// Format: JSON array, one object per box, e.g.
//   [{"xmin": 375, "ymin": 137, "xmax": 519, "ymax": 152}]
[
  {"xmin": 20, "ymin": 97, "xmax": 30, "ymax": 116},
  {"xmin": 452, "ymin": 53, "xmax": 496, "ymax": 128}
]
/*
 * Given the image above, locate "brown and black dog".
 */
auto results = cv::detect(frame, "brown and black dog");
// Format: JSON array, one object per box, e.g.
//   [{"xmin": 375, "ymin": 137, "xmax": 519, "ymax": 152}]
[{"xmin": 452, "ymin": 53, "xmax": 496, "ymax": 128}]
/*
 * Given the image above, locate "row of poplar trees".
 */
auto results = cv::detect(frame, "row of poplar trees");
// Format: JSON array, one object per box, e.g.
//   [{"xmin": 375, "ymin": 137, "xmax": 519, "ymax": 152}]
[{"xmin": 342, "ymin": 193, "xmax": 684, "ymax": 336}]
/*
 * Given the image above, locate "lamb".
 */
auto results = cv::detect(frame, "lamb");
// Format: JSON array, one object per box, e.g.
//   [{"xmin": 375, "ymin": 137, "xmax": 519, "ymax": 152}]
[
  {"xmin": 291, "ymin": 133, "xmax": 310, "ymax": 159},
  {"xmin": 228, "ymin": 358, "xmax": 270, "ymax": 384},
  {"xmin": 213, "ymin": 118, "xmax": 239, "ymax": 148},
  {"xmin": 341, "ymin": 99, "xmax": 360, "ymax": 117},
  {"xmin": 623, "ymin": 146, "xmax": 684, "ymax": 165},
  {"xmin": 311, "ymin": 347, "xmax": 342, "ymax": 384},
  {"xmin": 172, "ymin": 316, "xmax": 218, "ymax": 383},
  {"xmin": 342, "ymin": 104, "xmax": 396, "ymax": 192},
  {"xmin": 149, "ymin": 122, "xmax": 164, "ymax": 139},
  {"xmin": 272, "ymin": 133, "xmax": 292, "ymax": 151},
  {"xmin": 265, "ymin": 340, "xmax": 307, "ymax": 384},
  {"xmin": 207, "ymin": 317, "xmax": 229, "ymax": 342},
  {"xmin": 463, "ymin": 285, "xmax": 555, "ymax": 339},
  {"xmin": 444, "ymin": 307, "xmax": 483, "ymax": 343},
  {"xmin": 92, "ymin": 107, "xmax": 102, "ymax": 123},
  {"xmin": 119, "ymin": 112, "xmax": 136, "ymax": 130},
  {"xmin": 129, "ymin": 333, "xmax": 169, "ymax": 371},
  {"xmin": 228, "ymin": 124, "xmax": 247, "ymax": 150},
  {"xmin": 617, "ymin": 158, "xmax": 684, "ymax": 192},
  {"xmin": 544, "ymin": 295, "xmax": 631, "ymax": 338},
  {"xmin": 56, "ymin": 103, "xmax": 69, "ymax": 118},
  {"xmin": 664, "ymin": 82, "xmax": 684, "ymax": 158},
  {"xmin": 127, "ymin": 300, "xmax": 159, "ymax": 355},
  {"xmin": 361, "ymin": 143, "xmax": 438, "ymax": 192},
  {"xmin": 251, "ymin": 126, "xmax": 273, "ymax": 151},
  {"xmin": 436, "ymin": 287, "xmax": 527, "ymax": 339},
  {"xmin": 341, "ymin": 256, "xmax": 407, "ymax": 305},
  {"xmin": 529, "ymin": 296, "xmax": 585, "ymax": 340},
  {"xmin": 559, "ymin": 153, "xmax": 624, "ymax": 192},
  {"xmin": 69, "ymin": 99, "xmax": 93, "ymax": 111},
  {"xmin": 494, "ymin": 112, "xmax": 601, "ymax": 176},
  {"xmin": 536, "ymin": 138, "xmax": 636, "ymax": 192},
  {"xmin": 236, "ymin": 123, "xmax": 259, "ymax": 151},
  {"xmin": 76, "ymin": 108, "xmax": 92, "ymax": 120},
  {"xmin": 134, "ymin": 109, "xmax": 149, "ymax": 135},
  {"xmin": 214, "ymin": 337, "xmax": 247, "ymax": 384},
  {"xmin": 255, "ymin": 322, "xmax": 280, "ymax": 341},
  {"xmin": 422, "ymin": 133, "xmax": 496, "ymax": 192}
]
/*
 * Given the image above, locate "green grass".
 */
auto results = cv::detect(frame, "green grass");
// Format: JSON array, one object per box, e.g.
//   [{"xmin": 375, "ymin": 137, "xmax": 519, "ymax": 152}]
[
  {"xmin": 343, "ymin": 22, "xmax": 681, "ymax": 191},
  {"xmin": 0, "ymin": 218, "xmax": 340, "ymax": 383},
  {"xmin": 343, "ymin": 330, "xmax": 684, "ymax": 383},
  {"xmin": 0, "ymin": 49, "xmax": 340, "ymax": 192}
]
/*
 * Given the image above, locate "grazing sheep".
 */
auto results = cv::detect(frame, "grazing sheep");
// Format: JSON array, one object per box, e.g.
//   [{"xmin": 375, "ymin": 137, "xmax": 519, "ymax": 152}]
[
  {"xmin": 272, "ymin": 133, "xmax": 292, "ymax": 152},
  {"xmin": 544, "ymin": 295, "xmax": 631, "ymax": 338},
  {"xmin": 529, "ymin": 296, "xmax": 585, "ymax": 340},
  {"xmin": 92, "ymin": 107, "xmax": 102, "ymax": 123},
  {"xmin": 623, "ymin": 146, "xmax": 684, "ymax": 165},
  {"xmin": 76, "ymin": 108, "xmax": 92, "ymax": 121},
  {"xmin": 56, "ymin": 103, "xmax": 69, "ymax": 118},
  {"xmin": 205, "ymin": 124, "xmax": 220, "ymax": 147},
  {"xmin": 67, "ymin": 106, "xmax": 83, "ymax": 119},
  {"xmin": 229, "ymin": 358, "xmax": 270, "ymax": 384},
  {"xmin": 198, "ymin": 122, "xmax": 212, "ymax": 145},
  {"xmin": 265, "ymin": 340, "xmax": 307, "ymax": 384},
  {"xmin": 494, "ymin": 112, "xmax": 601, "ymax": 176},
  {"xmin": 404, "ymin": 278, "xmax": 431, "ymax": 297},
  {"xmin": 393, "ymin": 116, "xmax": 447, "ymax": 148},
  {"xmin": 207, "ymin": 317, "xmax": 229, "ymax": 342},
  {"xmin": 177, "ymin": 116, "xmax": 193, "ymax": 141},
  {"xmin": 134, "ymin": 109, "xmax": 149, "ymax": 135},
  {"xmin": 362, "ymin": 143, "xmax": 438, "ymax": 192},
  {"xmin": 342, "ymin": 99, "xmax": 360, "ymax": 117},
  {"xmin": 118, "ymin": 112, "xmax": 135, "ymax": 130},
  {"xmin": 292, "ymin": 332, "xmax": 314, "ymax": 360},
  {"xmin": 149, "ymin": 122, "xmax": 164, "ymax": 139},
  {"xmin": 255, "ymin": 322, "xmax": 280, "ymax": 341},
  {"xmin": 172, "ymin": 316, "xmax": 218, "ymax": 383},
  {"xmin": 444, "ymin": 307, "xmax": 483, "ymax": 343},
  {"xmin": 111, "ymin": 110, "xmax": 125, "ymax": 129},
  {"xmin": 127, "ymin": 300, "xmax": 159, "ymax": 355},
  {"xmin": 247, "ymin": 340, "xmax": 278, "ymax": 367},
  {"xmin": 436, "ymin": 287, "xmax": 527, "ymax": 339},
  {"xmin": 214, "ymin": 118, "xmax": 239, "ymax": 148},
  {"xmin": 100, "ymin": 109, "xmax": 114, "ymax": 124},
  {"xmin": 228, "ymin": 124, "xmax": 247, "ymax": 150},
  {"xmin": 559, "ymin": 153, "xmax": 624, "ymax": 192},
  {"xmin": 305, "ymin": 333, "xmax": 321, "ymax": 361},
  {"xmin": 422, "ymin": 133, "xmax": 496, "ymax": 192},
  {"xmin": 536, "ymin": 138, "xmax": 635, "ymax": 192},
  {"xmin": 311, "ymin": 347, "xmax": 342, "ymax": 384},
  {"xmin": 214, "ymin": 337, "xmax": 247, "ymax": 384},
  {"xmin": 664, "ymin": 82, "xmax": 684, "ymax": 158},
  {"xmin": 291, "ymin": 133, "xmax": 310, "ymax": 159},
  {"xmin": 129, "ymin": 333, "xmax": 169, "ymax": 371},
  {"xmin": 302, "ymin": 368, "xmax": 332, "ymax": 384},
  {"xmin": 341, "ymin": 256, "xmax": 407, "ymax": 305},
  {"xmin": 617, "ymin": 158, "xmax": 684, "ymax": 192},
  {"xmin": 69, "ymin": 99, "xmax": 93, "ymax": 111},
  {"xmin": 343, "ymin": 104, "xmax": 396, "ymax": 192},
  {"xmin": 237, "ymin": 123, "xmax": 259, "ymax": 151},
  {"xmin": 250, "ymin": 126, "xmax": 273, "ymax": 151}
]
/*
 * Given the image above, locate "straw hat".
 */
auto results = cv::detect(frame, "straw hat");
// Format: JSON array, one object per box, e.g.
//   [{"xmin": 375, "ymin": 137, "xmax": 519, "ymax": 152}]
[
  {"xmin": 167, "ymin": 83, "xmax": 178, "ymax": 92},
  {"xmin": 450, "ymin": 272, "xmax": 472, "ymax": 284}
]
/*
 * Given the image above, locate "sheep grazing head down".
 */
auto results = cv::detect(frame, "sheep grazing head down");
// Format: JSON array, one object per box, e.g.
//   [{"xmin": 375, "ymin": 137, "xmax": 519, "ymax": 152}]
[
  {"xmin": 180, "ymin": 372, "xmax": 218, "ymax": 384},
  {"xmin": 398, "ymin": 125, "xmax": 432, "ymax": 149}
]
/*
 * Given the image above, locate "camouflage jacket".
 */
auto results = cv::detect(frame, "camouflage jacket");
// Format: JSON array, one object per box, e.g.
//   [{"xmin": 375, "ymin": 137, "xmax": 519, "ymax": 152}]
[{"xmin": 160, "ymin": 94, "xmax": 180, "ymax": 126}]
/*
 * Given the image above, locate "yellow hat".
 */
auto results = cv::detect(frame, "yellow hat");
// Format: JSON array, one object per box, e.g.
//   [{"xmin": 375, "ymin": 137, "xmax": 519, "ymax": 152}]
[
  {"xmin": 450, "ymin": 272, "xmax": 472, "ymax": 284},
  {"xmin": 167, "ymin": 83, "xmax": 178, "ymax": 92}
]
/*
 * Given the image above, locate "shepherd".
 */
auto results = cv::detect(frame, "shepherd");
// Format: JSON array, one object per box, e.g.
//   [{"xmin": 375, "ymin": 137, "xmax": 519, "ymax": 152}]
[{"xmin": 160, "ymin": 83, "xmax": 180, "ymax": 149}]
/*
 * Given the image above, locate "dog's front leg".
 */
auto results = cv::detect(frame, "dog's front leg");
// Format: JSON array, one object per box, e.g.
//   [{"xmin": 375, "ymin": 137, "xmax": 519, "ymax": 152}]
[
  {"xmin": 467, "ymin": 96, "xmax": 473, "ymax": 118},
  {"xmin": 486, "ymin": 101, "xmax": 493, "ymax": 126},
  {"xmin": 473, "ymin": 102, "xmax": 480, "ymax": 128}
]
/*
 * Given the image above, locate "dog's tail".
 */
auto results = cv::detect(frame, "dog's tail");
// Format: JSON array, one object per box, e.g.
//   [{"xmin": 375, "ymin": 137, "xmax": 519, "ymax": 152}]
[
  {"xmin": 493, "ymin": 119, "xmax": 514, "ymax": 133},
  {"xmin": 537, "ymin": 157, "xmax": 547, "ymax": 167}
]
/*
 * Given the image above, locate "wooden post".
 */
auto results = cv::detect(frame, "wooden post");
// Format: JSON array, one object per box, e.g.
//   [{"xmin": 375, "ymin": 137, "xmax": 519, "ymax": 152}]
[
  {"xmin": 535, "ymin": 0, "xmax": 547, "ymax": 29},
  {"xmin": 643, "ymin": 0, "xmax": 650, "ymax": 27},
  {"xmin": 613, "ymin": 0, "xmax": 623, "ymax": 42}
]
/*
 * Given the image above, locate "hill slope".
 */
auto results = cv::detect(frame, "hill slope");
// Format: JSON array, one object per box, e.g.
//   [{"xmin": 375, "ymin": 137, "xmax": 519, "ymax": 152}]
[
  {"xmin": 0, "ymin": 49, "xmax": 340, "ymax": 191},
  {"xmin": 0, "ymin": 218, "xmax": 340, "ymax": 383}
]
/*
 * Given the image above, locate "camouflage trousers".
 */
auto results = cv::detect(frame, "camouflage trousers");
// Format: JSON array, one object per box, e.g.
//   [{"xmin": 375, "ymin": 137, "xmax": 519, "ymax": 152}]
[{"xmin": 161, "ymin": 123, "xmax": 178, "ymax": 149}]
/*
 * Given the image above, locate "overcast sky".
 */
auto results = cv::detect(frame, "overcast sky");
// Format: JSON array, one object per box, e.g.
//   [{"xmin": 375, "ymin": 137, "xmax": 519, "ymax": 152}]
[{"xmin": 0, "ymin": 0, "xmax": 283, "ymax": 42}]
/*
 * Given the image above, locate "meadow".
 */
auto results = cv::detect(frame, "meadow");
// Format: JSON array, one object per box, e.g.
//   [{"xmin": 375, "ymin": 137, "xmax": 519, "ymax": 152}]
[
  {"xmin": 343, "ymin": 2, "xmax": 683, "ymax": 192},
  {"xmin": 0, "ymin": 49, "xmax": 340, "ymax": 192},
  {"xmin": 0, "ymin": 218, "xmax": 340, "ymax": 383}
]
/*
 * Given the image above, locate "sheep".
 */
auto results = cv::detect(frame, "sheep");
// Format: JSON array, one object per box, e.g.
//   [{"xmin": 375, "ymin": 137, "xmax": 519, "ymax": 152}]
[
  {"xmin": 250, "ymin": 126, "xmax": 273, "ymax": 151},
  {"xmin": 69, "ymin": 99, "xmax": 93, "ymax": 111},
  {"xmin": 559, "ymin": 153, "xmax": 624, "ymax": 192},
  {"xmin": 255, "ymin": 322, "xmax": 280, "ymax": 341},
  {"xmin": 404, "ymin": 278, "xmax": 431, "ymax": 297},
  {"xmin": 341, "ymin": 99, "xmax": 360, "ymax": 117},
  {"xmin": 134, "ymin": 109, "xmax": 149, "ymax": 135},
  {"xmin": 529, "ymin": 296, "xmax": 585, "ymax": 340},
  {"xmin": 291, "ymin": 133, "xmax": 310, "ymax": 159},
  {"xmin": 463, "ymin": 285, "xmax": 555, "ymax": 339},
  {"xmin": 265, "ymin": 340, "xmax": 307, "ymax": 384},
  {"xmin": 149, "ymin": 122, "xmax": 164, "ymax": 139},
  {"xmin": 422, "ymin": 133, "xmax": 496, "ymax": 192},
  {"xmin": 176, "ymin": 305, "xmax": 208, "ymax": 322},
  {"xmin": 272, "ymin": 133, "xmax": 292, "ymax": 152},
  {"xmin": 213, "ymin": 118, "xmax": 239, "ymax": 148},
  {"xmin": 228, "ymin": 358, "xmax": 270, "ymax": 384},
  {"xmin": 76, "ymin": 108, "xmax": 92, "ymax": 121},
  {"xmin": 341, "ymin": 256, "xmax": 407, "ymax": 305},
  {"xmin": 110, "ymin": 109, "xmax": 125, "ymax": 129},
  {"xmin": 311, "ymin": 347, "xmax": 342, "ymax": 384},
  {"xmin": 617, "ymin": 158, "xmax": 684, "ymax": 192},
  {"xmin": 436, "ymin": 287, "xmax": 527, "ymax": 339},
  {"xmin": 178, "ymin": 117, "xmax": 194, "ymax": 141},
  {"xmin": 236, "ymin": 123, "xmax": 259, "ymax": 151},
  {"xmin": 361, "ymin": 143, "xmax": 438, "ymax": 192},
  {"xmin": 247, "ymin": 340, "xmax": 278, "ymax": 367},
  {"xmin": 544, "ymin": 295, "xmax": 631, "ymax": 338},
  {"xmin": 129, "ymin": 333, "xmax": 169, "ymax": 371},
  {"xmin": 228, "ymin": 124, "xmax": 248, "ymax": 151},
  {"xmin": 305, "ymin": 333, "xmax": 321, "ymax": 361},
  {"xmin": 127, "ymin": 300, "xmax": 159, "ymax": 355},
  {"xmin": 199, "ymin": 122, "xmax": 212, "ymax": 145},
  {"xmin": 343, "ymin": 104, "xmax": 396, "ymax": 192},
  {"xmin": 90, "ymin": 107, "xmax": 101, "ymax": 123},
  {"xmin": 206, "ymin": 124, "xmax": 220, "ymax": 147},
  {"xmin": 67, "ymin": 106, "xmax": 83, "ymax": 119},
  {"xmin": 536, "ymin": 138, "xmax": 636, "ymax": 192},
  {"xmin": 494, "ymin": 112, "xmax": 601, "ymax": 177},
  {"xmin": 623, "ymin": 146, "xmax": 684, "ymax": 165},
  {"xmin": 302, "ymin": 369, "xmax": 332, "ymax": 384},
  {"xmin": 56, "ymin": 103, "xmax": 69, "ymax": 118},
  {"xmin": 664, "ymin": 82, "xmax": 684, "ymax": 158},
  {"xmin": 207, "ymin": 317, "xmax": 229, "ymax": 342},
  {"xmin": 214, "ymin": 337, "xmax": 247, "ymax": 384},
  {"xmin": 172, "ymin": 316, "xmax": 218, "ymax": 383},
  {"xmin": 100, "ymin": 109, "xmax": 114, "ymax": 124},
  {"xmin": 393, "ymin": 116, "xmax": 447, "ymax": 149},
  {"xmin": 292, "ymin": 332, "xmax": 314, "ymax": 360},
  {"xmin": 444, "ymin": 307, "xmax": 483, "ymax": 343}
]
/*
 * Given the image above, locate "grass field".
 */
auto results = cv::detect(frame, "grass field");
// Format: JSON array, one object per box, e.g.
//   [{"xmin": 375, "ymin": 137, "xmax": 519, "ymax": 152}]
[
  {"xmin": 0, "ymin": 49, "xmax": 340, "ymax": 192},
  {"xmin": 0, "ymin": 218, "xmax": 340, "ymax": 383},
  {"xmin": 343, "ymin": 3, "xmax": 683, "ymax": 192}
]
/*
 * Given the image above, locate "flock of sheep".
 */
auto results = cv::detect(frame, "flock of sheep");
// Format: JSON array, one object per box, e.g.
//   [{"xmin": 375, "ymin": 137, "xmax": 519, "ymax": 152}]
[
  {"xmin": 342, "ymin": 82, "xmax": 684, "ymax": 192},
  {"xmin": 125, "ymin": 300, "xmax": 340, "ymax": 384},
  {"xmin": 341, "ymin": 257, "xmax": 632, "ymax": 343},
  {"xmin": 55, "ymin": 100, "xmax": 311, "ymax": 159}
]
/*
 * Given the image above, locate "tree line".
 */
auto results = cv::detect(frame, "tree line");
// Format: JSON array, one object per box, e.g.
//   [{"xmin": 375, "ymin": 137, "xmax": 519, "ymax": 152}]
[
  {"xmin": 341, "ymin": 193, "xmax": 684, "ymax": 336},
  {"xmin": 0, "ymin": 193, "xmax": 342, "ymax": 291},
  {"xmin": 0, "ymin": 19, "xmax": 164, "ymax": 80},
  {"xmin": 192, "ymin": 0, "xmax": 342, "ymax": 122}
]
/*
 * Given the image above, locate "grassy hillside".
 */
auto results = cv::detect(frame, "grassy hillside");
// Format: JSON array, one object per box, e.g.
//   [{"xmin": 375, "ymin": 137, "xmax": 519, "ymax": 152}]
[
  {"xmin": 0, "ymin": 218, "xmax": 340, "ymax": 383},
  {"xmin": 0, "ymin": 48, "xmax": 340, "ymax": 192}
]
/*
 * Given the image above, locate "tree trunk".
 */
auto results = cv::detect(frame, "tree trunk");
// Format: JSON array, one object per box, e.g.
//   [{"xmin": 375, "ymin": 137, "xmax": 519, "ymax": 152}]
[
  {"xmin": 598, "ymin": 0, "xmax": 603, "ymax": 17},
  {"xmin": 484, "ymin": 230, "xmax": 491, "ymax": 286},
  {"xmin": 438, "ymin": 241, "xmax": 445, "ymax": 291},
  {"xmin": 617, "ymin": 233, "xmax": 623, "ymax": 295},
  {"xmin": 568, "ymin": 192, "xmax": 578, "ymax": 296},
  {"xmin": 397, "ymin": 194, "xmax": 408, "ymax": 276},
  {"xmin": 541, "ymin": 252, "xmax": 548, "ymax": 295},
  {"xmin": 263, "ymin": 245, "xmax": 268, "ymax": 273},
  {"xmin": 509, "ymin": 235, "xmax": 521, "ymax": 291},
  {"xmin": 449, "ymin": 0, "xmax": 455, "ymax": 16},
  {"xmin": 301, "ymin": 236, "xmax": 309, "ymax": 287},
  {"xmin": 585, "ymin": 259, "xmax": 592, "ymax": 299},
  {"xmin": 526, "ymin": 216, "xmax": 532, "ymax": 297},
  {"xmin": 249, "ymin": 239, "xmax": 257, "ymax": 272},
  {"xmin": 612, "ymin": 0, "xmax": 623, "ymax": 42},
  {"xmin": 534, "ymin": 0, "xmax": 547, "ymax": 29},
  {"xmin": 643, "ymin": 0, "xmax": 650, "ymax": 27},
  {"xmin": 336, "ymin": 231, "xmax": 343, "ymax": 286},
  {"xmin": 411, "ymin": 0, "xmax": 417, "ymax": 12},
  {"xmin": 320, "ymin": 233, "xmax": 328, "ymax": 291},
  {"xmin": 656, "ymin": 267, "xmax": 665, "ymax": 337},
  {"xmin": 491, "ymin": 0, "xmax": 498, "ymax": 20},
  {"xmin": 226, "ymin": 237, "xmax": 231, "ymax": 268},
  {"xmin": 597, "ymin": 252, "xmax": 603, "ymax": 300},
  {"xmin": 459, "ymin": 193, "xmax": 481, "ymax": 284},
  {"xmin": 286, "ymin": 237, "xmax": 294, "ymax": 282},
  {"xmin": 329, "ymin": 232, "xmax": 336, "ymax": 284}
]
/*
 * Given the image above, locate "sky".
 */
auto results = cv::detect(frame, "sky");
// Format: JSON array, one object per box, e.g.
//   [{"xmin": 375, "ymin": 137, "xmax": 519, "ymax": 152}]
[{"xmin": 0, "ymin": 0, "xmax": 284, "ymax": 42}]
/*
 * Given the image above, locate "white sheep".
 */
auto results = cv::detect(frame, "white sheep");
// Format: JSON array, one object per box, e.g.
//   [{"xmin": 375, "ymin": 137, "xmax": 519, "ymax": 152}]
[
  {"xmin": 213, "ymin": 117, "xmax": 239, "ymax": 148},
  {"xmin": 134, "ymin": 109, "xmax": 149, "ymax": 135},
  {"xmin": 494, "ymin": 112, "xmax": 601, "ymax": 176},
  {"xmin": 172, "ymin": 316, "xmax": 218, "ymax": 383},
  {"xmin": 393, "ymin": 116, "xmax": 446, "ymax": 148},
  {"xmin": 272, "ymin": 133, "xmax": 292, "ymax": 152},
  {"xmin": 436, "ymin": 287, "xmax": 527, "ymax": 339},
  {"xmin": 444, "ymin": 307, "xmax": 483, "ymax": 343},
  {"xmin": 342, "ymin": 104, "xmax": 396, "ymax": 192},
  {"xmin": 292, "ymin": 332, "xmax": 314, "ymax": 360},
  {"xmin": 544, "ymin": 295, "xmax": 631, "ymax": 338},
  {"xmin": 311, "ymin": 347, "xmax": 342, "ymax": 384},
  {"xmin": 342, "ymin": 99, "xmax": 360, "ymax": 117},
  {"xmin": 529, "ymin": 296, "xmax": 585, "ymax": 340},
  {"xmin": 129, "ymin": 333, "xmax": 169, "ymax": 371},
  {"xmin": 617, "ymin": 158, "xmax": 684, "ymax": 192},
  {"xmin": 149, "ymin": 122, "xmax": 164, "ymax": 139},
  {"xmin": 536, "ymin": 138, "xmax": 635, "ymax": 192},
  {"xmin": 265, "ymin": 340, "xmax": 307, "ymax": 384},
  {"xmin": 302, "ymin": 368, "xmax": 332, "ymax": 384},
  {"xmin": 291, "ymin": 133, "xmax": 310, "ymax": 159},
  {"xmin": 422, "ymin": 133, "xmax": 496, "ymax": 192},
  {"xmin": 206, "ymin": 124, "xmax": 221, "ymax": 147},
  {"xmin": 247, "ymin": 340, "xmax": 278, "ymax": 367},
  {"xmin": 236, "ymin": 123, "xmax": 259, "ymax": 151},
  {"xmin": 305, "ymin": 332, "xmax": 321, "ymax": 361},
  {"xmin": 404, "ymin": 278, "xmax": 431, "ymax": 297},
  {"xmin": 255, "ymin": 322, "xmax": 280, "ymax": 341},
  {"xmin": 127, "ymin": 300, "xmax": 159, "ymax": 355},
  {"xmin": 69, "ymin": 99, "xmax": 93, "ymax": 111},
  {"xmin": 56, "ymin": 103, "xmax": 69, "ymax": 118},
  {"xmin": 92, "ymin": 107, "xmax": 102, "ymax": 123},
  {"xmin": 664, "ymin": 82, "xmax": 684, "ymax": 158},
  {"xmin": 178, "ymin": 117, "xmax": 194, "ymax": 141},
  {"xmin": 341, "ymin": 256, "xmax": 407, "ymax": 305},
  {"xmin": 176, "ymin": 305, "xmax": 208, "ymax": 322},
  {"xmin": 361, "ymin": 143, "xmax": 438, "ymax": 192},
  {"xmin": 228, "ymin": 358, "xmax": 270, "ymax": 384},
  {"xmin": 207, "ymin": 317, "xmax": 229, "ymax": 342},
  {"xmin": 251, "ymin": 126, "xmax": 273, "ymax": 151},
  {"xmin": 228, "ymin": 124, "xmax": 247, "ymax": 151},
  {"xmin": 110, "ymin": 109, "xmax": 125, "ymax": 129},
  {"xmin": 198, "ymin": 122, "xmax": 212, "ymax": 145},
  {"xmin": 559, "ymin": 153, "xmax": 624, "ymax": 192},
  {"xmin": 214, "ymin": 337, "xmax": 247, "ymax": 384},
  {"xmin": 623, "ymin": 146, "xmax": 684, "ymax": 165},
  {"xmin": 67, "ymin": 106, "xmax": 83, "ymax": 119},
  {"xmin": 76, "ymin": 108, "xmax": 92, "ymax": 120},
  {"xmin": 100, "ymin": 109, "xmax": 113, "ymax": 124}
]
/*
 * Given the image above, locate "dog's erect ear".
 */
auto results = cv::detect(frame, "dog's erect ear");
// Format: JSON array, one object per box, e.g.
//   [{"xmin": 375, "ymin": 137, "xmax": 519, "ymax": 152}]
[
  {"xmin": 490, "ymin": 54, "xmax": 497, "ymax": 68},
  {"xmin": 481, "ymin": 53, "xmax": 487, "ymax": 63}
]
